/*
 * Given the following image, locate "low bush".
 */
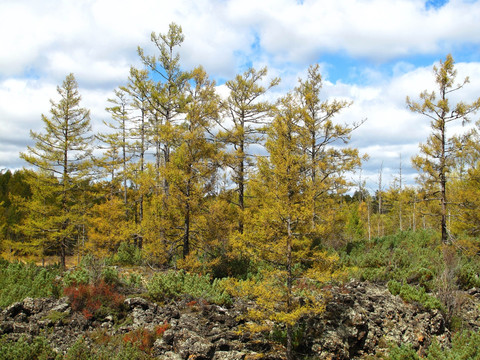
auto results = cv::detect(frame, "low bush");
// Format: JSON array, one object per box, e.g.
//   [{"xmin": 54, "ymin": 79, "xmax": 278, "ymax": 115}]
[
  {"xmin": 122, "ymin": 271, "xmax": 143, "ymax": 289},
  {"xmin": 387, "ymin": 343, "xmax": 420, "ymax": 360},
  {"xmin": 63, "ymin": 280, "xmax": 125, "ymax": 320},
  {"xmin": 122, "ymin": 323, "xmax": 168, "ymax": 355},
  {"xmin": 339, "ymin": 230, "xmax": 480, "ymax": 293},
  {"xmin": 65, "ymin": 335, "xmax": 152, "ymax": 360},
  {"xmin": 387, "ymin": 280, "xmax": 443, "ymax": 311},
  {"xmin": 63, "ymin": 255, "xmax": 123, "ymax": 289},
  {"xmin": 388, "ymin": 330, "xmax": 480, "ymax": 359},
  {"xmin": 426, "ymin": 330, "xmax": 480, "ymax": 359},
  {"xmin": 0, "ymin": 261, "xmax": 60, "ymax": 308},
  {"xmin": 146, "ymin": 270, "xmax": 231, "ymax": 305},
  {"xmin": 456, "ymin": 257, "xmax": 480, "ymax": 290},
  {"xmin": 63, "ymin": 267, "xmax": 90, "ymax": 287},
  {"xmin": 0, "ymin": 335, "xmax": 60, "ymax": 360},
  {"xmin": 108, "ymin": 242, "xmax": 142, "ymax": 266}
]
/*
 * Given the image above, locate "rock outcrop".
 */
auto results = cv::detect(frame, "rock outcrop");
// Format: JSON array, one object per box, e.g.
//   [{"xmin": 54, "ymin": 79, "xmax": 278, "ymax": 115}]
[{"xmin": 1, "ymin": 281, "xmax": 480, "ymax": 359}]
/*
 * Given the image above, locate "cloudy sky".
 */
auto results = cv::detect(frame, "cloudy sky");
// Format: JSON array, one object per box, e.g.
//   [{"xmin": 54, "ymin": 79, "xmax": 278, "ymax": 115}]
[{"xmin": 1, "ymin": 0, "xmax": 480, "ymax": 192}]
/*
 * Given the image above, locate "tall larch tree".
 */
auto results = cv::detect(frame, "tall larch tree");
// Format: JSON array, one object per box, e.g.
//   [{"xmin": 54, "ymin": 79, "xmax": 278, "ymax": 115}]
[
  {"xmin": 122, "ymin": 67, "xmax": 152, "ymax": 248},
  {"xmin": 219, "ymin": 67, "xmax": 280, "ymax": 234},
  {"xmin": 166, "ymin": 66, "xmax": 221, "ymax": 261},
  {"xmin": 295, "ymin": 64, "xmax": 364, "ymax": 240},
  {"xmin": 88, "ymin": 88, "xmax": 135, "ymax": 256},
  {"xmin": 20, "ymin": 73, "xmax": 92, "ymax": 268},
  {"xmin": 137, "ymin": 22, "xmax": 190, "ymax": 192},
  {"xmin": 102, "ymin": 88, "xmax": 132, "ymax": 206},
  {"xmin": 231, "ymin": 93, "xmax": 336, "ymax": 360},
  {"xmin": 407, "ymin": 54, "xmax": 480, "ymax": 243}
]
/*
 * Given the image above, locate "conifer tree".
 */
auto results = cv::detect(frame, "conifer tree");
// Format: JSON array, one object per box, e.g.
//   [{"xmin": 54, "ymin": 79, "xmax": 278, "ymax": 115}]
[
  {"xmin": 20, "ymin": 73, "xmax": 92, "ymax": 268},
  {"xmin": 450, "ymin": 121, "xmax": 480, "ymax": 237},
  {"xmin": 295, "ymin": 64, "xmax": 364, "ymax": 242},
  {"xmin": 407, "ymin": 55, "xmax": 480, "ymax": 243},
  {"xmin": 232, "ymin": 93, "xmax": 335, "ymax": 360},
  {"xmin": 167, "ymin": 66, "xmax": 221, "ymax": 260},
  {"xmin": 137, "ymin": 22, "xmax": 190, "ymax": 189},
  {"xmin": 100, "ymin": 88, "xmax": 133, "ymax": 205},
  {"xmin": 121, "ymin": 67, "xmax": 151, "ymax": 248},
  {"xmin": 218, "ymin": 67, "xmax": 280, "ymax": 234}
]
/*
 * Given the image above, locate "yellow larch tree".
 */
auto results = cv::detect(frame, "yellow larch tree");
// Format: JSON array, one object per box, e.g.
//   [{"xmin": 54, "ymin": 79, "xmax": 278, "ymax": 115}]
[
  {"xmin": 229, "ymin": 93, "xmax": 339, "ymax": 360},
  {"xmin": 19, "ymin": 74, "xmax": 92, "ymax": 268},
  {"xmin": 407, "ymin": 54, "xmax": 480, "ymax": 243}
]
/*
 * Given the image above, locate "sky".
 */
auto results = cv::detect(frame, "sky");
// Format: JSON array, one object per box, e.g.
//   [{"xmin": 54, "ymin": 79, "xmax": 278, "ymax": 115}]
[{"xmin": 1, "ymin": 0, "xmax": 480, "ymax": 193}]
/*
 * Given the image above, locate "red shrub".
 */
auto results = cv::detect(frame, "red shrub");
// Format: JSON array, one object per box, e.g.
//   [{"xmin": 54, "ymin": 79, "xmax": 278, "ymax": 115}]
[
  {"xmin": 123, "ymin": 328, "xmax": 155, "ymax": 353},
  {"xmin": 155, "ymin": 322, "xmax": 170, "ymax": 337},
  {"xmin": 123, "ymin": 322, "xmax": 170, "ymax": 354},
  {"xmin": 63, "ymin": 280, "xmax": 124, "ymax": 319}
]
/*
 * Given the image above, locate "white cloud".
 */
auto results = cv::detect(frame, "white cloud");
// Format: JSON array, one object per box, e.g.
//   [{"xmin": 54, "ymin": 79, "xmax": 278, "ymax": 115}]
[
  {"xmin": 341, "ymin": 59, "xmax": 480, "ymax": 188},
  {"xmin": 3, "ymin": 0, "xmax": 480, "ymax": 83},
  {"xmin": 1, "ymin": 0, "xmax": 480, "ymax": 188}
]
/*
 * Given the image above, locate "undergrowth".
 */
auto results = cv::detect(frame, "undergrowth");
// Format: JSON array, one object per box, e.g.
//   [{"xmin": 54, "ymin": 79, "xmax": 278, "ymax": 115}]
[
  {"xmin": 387, "ymin": 280, "xmax": 443, "ymax": 311},
  {"xmin": 0, "ymin": 335, "xmax": 60, "ymax": 360},
  {"xmin": 339, "ymin": 229, "xmax": 480, "ymax": 291},
  {"xmin": 146, "ymin": 269, "xmax": 232, "ymax": 305},
  {"xmin": 0, "ymin": 260, "xmax": 61, "ymax": 308},
  {"xmin": 63, "ymin": 280, "xmax": 125, "ymax": 320},
  {"xmin": 388, "ymin": 330, "xmax": 480, "ymax": 359}
]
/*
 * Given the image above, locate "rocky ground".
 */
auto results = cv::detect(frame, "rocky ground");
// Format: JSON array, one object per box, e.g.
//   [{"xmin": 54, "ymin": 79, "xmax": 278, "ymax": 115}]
[{"xmin": 1, "ymin": 281, "xmax": 480, "ymax": 359}]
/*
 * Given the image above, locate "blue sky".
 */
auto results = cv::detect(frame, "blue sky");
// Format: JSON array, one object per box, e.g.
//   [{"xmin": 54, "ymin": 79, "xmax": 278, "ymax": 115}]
[{"xmin": 1, "ymin": 0, "xmax": 480, "ymax": 192}]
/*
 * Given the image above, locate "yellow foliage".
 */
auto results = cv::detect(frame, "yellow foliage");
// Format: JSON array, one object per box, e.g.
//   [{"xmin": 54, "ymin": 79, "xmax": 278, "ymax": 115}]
[{"xmin": 87, "ymin": 197, "xmax": 133, "ymax": 257}]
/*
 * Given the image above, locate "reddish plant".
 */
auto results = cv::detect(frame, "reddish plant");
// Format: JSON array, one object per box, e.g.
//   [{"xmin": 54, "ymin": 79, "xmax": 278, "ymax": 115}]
[
  {"xmin": 123, "ymin": 328, "xmax": 155, "ymax": 353},
  {"xmin": 186, "ymin": 300, "xmax": 197, "ymax": 307},
  {"xmin": 63, "ymin": 280, "xmax": 124, "ymax": 320},
  {"xmin": 155, "ymin": 322, "xmax": 170, "ymax": 337},
  {"xmin": 122, "ymin": 322, "xmax": 170, "ymax": 353}
]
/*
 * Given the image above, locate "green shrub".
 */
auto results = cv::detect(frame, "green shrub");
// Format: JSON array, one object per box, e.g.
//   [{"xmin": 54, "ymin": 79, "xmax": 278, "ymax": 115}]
[
  {"xmin": 387, "ymin": 280, "xmax": 402, "ymax": 296},
  {"xmin": 63, "ymin": 267, "xmax": 90, "ymax": 287},
  {"xmin": 63, "ymin": 256, "xmax": 121, "ymax": 288},
  {"xmin": 110, "ymin": 242, "xmax": 142, "ymax": 266},
  {"xmin": 147, "ymin": 270, "xmax": 231, "ymax": 305},
  {"xmin": 339, "ymin": 230, "xmax": 454, "ymax": 291},
  {"xmin": 388, "ymin": 343, "xmax": 420, "ymax": 360},
  {"xmin": 101, "ymin": 266, "xmax": 121, "ymax": 286},
  {"xmin": 0, "ymin": 335, "xmax": 60, "ymax": 360},
  {"xmin": 457, "ymin": 258, "xmax": 480, "ymax": 290},
  {"xmin": 65, "ymin": 335, "xmax": 152, "ymax": 360},
  {"xmin": 391, "ymin": 330, "xmax": 480, "ymax": 360},
  {"xmin": 387, "ymin": 280, "xmax": 443, "ymax": 311},
  {"xmin": 123, "ymin": 272, "xmax": 143, "ymax": 288},
  {"xmin": 426, "ymin": 330, "xmax": 480, "ymax": 360},
  {"xmin": 0, "ymin": 261, "xmax": 60, "ymax": 308},
  {"xmin": 42, "ymin": 310, "xmax": 70, "ymax": 325}
]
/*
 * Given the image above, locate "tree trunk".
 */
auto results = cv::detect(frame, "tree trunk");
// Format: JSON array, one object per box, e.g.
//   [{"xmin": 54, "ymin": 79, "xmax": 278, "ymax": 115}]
[
  {"xmin": 440, "ymin": 115, "xmax": 448, "ymax": 244},
  {"xmin": 286, "ymin": 214, "xmax": 293, "ymax": 360},
  {"xmin": 183, "ymin": 189, "xmax": 191, "ymax": 259},
  {"xmin": 238, "ymin": 139, "xmax": 245, "ymax": 234}
]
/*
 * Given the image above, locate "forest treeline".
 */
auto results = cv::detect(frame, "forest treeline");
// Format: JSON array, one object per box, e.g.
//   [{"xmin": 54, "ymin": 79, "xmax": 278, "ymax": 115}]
[
  {"xmin": 1, "ymin": 23, "xmax": 480, "ymax": 270},
  {"xmin": 2, "ymin": 23, "xmax": 480, "ymax": 359}
]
